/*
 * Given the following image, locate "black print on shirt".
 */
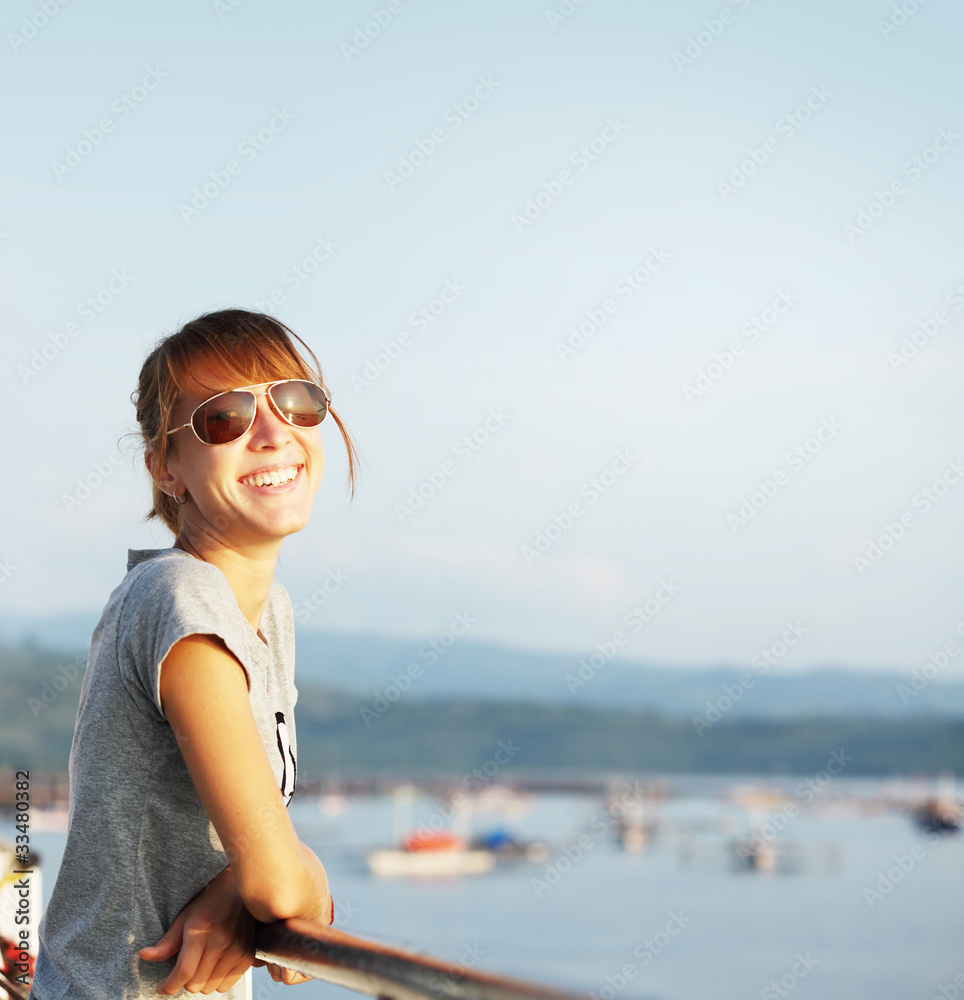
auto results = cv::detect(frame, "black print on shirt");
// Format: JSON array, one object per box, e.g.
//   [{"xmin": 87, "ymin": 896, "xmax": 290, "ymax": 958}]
[{"xmin": 275, "ymin": 710, "xmax": 297, "ymax": 804}]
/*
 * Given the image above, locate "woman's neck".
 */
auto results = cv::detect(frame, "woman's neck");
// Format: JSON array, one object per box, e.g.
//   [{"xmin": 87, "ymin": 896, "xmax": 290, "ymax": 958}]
[{"xmin": 173, "ymin": 530, "xmax": 281, "ymax": 633}]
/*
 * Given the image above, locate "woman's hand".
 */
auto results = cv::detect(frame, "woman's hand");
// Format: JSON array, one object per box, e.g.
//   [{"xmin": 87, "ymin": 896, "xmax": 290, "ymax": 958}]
[
  {"xmin": 252, "ymin": 960, "xmax": 314, "ymax": 985},
  {"xmin": 139, "ymin": 866, "xmax": 254, "ymax": 995}
]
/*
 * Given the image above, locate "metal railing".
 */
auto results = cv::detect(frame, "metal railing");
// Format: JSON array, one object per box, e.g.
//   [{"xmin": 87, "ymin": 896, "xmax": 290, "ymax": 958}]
[
  {"xmin": 0, "ymin": 966, "xmax": 29, "ymax": 1000},
  {"xmin": 256, "ymin": 918, "xmax": 590, "ymax": 1000},
  {"xmin": 0, "ymin": 919, "xmax": 595, "ymax": 1000}
]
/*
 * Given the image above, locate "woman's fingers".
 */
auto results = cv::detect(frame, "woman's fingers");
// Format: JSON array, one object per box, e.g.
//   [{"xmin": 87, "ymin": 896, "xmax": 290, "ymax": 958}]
[
  {"xmin": 155, "ymin": 931, "xmax": 209, "ymax": 995},
  {"xmin": 139, "ymin": 910, "xmax": 187, "ymax": 964},
  {"xmin": 201, "ymin": 955, "xmax": 252, "ymax": 995},
  {"xmin": 265, "ymin": 963, "xmax": 313, "ymax": 985},
  {"xmin": 156, "ymin": 923, "xmax": 242, "ymax": 994},
  {"xmin": 198, "ymin": 939, "xmax": 254, "ymax": 994}
]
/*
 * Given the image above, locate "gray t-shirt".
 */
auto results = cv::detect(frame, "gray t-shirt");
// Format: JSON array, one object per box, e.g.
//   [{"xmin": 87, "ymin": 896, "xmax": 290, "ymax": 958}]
[{"xmin": 31, "ymin": 548, "xmax": 299, "ymax": 1000}]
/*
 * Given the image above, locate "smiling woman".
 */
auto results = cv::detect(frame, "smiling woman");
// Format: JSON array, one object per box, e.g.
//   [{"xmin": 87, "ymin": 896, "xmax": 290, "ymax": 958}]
[{"xmin": 31, "ymin": 310, "xmax": 360, "ymax": 1000}]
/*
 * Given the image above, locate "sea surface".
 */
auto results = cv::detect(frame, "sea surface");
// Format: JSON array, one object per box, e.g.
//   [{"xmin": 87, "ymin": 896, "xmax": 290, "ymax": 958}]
[{"xmin": 6, "ymin": 777, "xmax": 963, "ymax": 1000}]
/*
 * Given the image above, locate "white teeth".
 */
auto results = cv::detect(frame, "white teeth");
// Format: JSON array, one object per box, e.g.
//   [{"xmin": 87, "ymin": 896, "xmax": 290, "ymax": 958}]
[{"xmin": 242, "ymin": 465, "xmax": 299, "ymax": 488}]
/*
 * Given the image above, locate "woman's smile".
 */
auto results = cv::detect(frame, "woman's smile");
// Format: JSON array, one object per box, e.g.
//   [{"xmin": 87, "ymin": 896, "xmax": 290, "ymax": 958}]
[{"xmin": 237, "ymin": 462, "xmax": 305, "ymax": 491}]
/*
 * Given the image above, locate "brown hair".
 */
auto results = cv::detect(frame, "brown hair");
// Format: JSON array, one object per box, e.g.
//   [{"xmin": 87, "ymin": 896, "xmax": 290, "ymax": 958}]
[{"xmin": 134, "ymin": 308, "xmax": 359, "ymax": 535}]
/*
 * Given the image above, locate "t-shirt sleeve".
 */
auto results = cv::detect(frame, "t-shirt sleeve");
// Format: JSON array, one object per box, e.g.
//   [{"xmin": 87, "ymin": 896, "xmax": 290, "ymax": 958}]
[{"xmin": 116, "ymin": 557, "xmax": 253, "ymax": 720}]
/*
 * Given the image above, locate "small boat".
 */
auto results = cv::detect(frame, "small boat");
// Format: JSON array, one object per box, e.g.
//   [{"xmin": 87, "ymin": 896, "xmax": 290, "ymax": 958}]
[
  {"xmin": 367, "ymin": 830, "xmax": 496, "ymax": 878},
  {"xmin": 470, "ymin": 827, "xmax": 549, "ymax": 864},
  {"xmin": 912, "ymin": 772, "xmax": 960, "ymax": 834},
  {"xmin": 913, "ymin": 797, "xmax": 961, "ymax": 835},
  {"xmin": 731, "ymin": 837, "xmax": 778, "ymax": 873}
]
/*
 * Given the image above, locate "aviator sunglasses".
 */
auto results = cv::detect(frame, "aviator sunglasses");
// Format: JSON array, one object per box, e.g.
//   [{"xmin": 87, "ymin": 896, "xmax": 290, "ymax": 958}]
[{"xmin": 167, "ymin": 379, "xmax": 330, "ymax": 446}]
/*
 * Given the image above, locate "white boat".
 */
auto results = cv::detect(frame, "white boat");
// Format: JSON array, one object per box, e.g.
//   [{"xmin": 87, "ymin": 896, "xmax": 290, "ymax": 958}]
[{"xmin": 367, "ymin": 845, "xmax": 496, "ymax": 878}]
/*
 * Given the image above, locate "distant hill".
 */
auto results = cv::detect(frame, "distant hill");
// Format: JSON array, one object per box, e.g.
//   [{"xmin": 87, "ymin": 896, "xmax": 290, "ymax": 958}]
[
  {"xmin": 292, "ymin": 629, "xmax": 964, "ymax": 718},
  {"xmin": 2, "ymin": 614, "xmax": 962, "ymax": 719},
  {"xmin": 2, "ymin": 641, "xmax": 963, "ymax": 776}
]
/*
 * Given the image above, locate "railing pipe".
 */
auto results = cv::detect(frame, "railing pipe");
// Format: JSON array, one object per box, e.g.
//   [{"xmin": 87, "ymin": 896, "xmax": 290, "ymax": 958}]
[
  {"xmin": 0, "ymin": 966, "xmax": 30, "ymax": 1000},
  {"xmin": 256, "ymin": 918, "xmax": 590, "ymax": 1000}
]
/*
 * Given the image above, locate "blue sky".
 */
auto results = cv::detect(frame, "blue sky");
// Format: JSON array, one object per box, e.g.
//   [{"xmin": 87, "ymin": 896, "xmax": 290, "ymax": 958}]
[{"xmin": 2, "ymin": 0, "xmax": 963, "ymax": 671}]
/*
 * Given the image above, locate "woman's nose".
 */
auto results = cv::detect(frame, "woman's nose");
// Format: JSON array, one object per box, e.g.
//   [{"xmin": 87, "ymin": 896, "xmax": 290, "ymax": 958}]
[{"xmin": 248, "ymin": 392, "xmax": 292, "ymax": 445}]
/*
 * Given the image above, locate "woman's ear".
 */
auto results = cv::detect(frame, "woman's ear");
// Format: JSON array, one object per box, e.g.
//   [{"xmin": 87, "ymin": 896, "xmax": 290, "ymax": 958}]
[{"xmin": 145, "ymin": 450, "xmax": 178, "ymax": 497}]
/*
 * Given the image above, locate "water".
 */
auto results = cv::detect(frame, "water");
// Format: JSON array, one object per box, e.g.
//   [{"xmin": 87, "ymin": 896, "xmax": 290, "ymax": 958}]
[{"xmin": 5, "ymin": 779, "xmax": 963, "ymax": 1000}]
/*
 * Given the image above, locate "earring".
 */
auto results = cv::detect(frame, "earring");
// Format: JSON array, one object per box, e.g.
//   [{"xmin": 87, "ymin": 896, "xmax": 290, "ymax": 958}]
[{"xmin": 172, "ymin": 486, "xmax": 188, "ymax": 507}]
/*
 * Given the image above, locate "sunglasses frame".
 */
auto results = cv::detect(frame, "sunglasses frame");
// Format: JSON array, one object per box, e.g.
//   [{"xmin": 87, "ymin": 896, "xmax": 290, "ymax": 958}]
[{"xmin": 166, "ymin": 378, "xmax": 330, "ymax": 446}]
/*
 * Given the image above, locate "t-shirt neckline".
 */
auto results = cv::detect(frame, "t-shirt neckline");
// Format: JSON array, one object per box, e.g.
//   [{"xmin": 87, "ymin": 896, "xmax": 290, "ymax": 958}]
[{"xmin": 127, "ymin": 547, "xmax": 272, "ymax": 654}]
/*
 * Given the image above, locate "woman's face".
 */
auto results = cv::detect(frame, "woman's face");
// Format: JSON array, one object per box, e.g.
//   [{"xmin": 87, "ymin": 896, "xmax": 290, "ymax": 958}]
[{"xmin": 160, "ymin": 364, "xmax": 326, "ymax": 549}]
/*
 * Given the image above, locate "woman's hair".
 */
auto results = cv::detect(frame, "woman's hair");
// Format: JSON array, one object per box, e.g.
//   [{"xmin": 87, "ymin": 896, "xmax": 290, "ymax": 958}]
[{"xmin": 134, "ymin": 308, "xmax": 358, "ymax": 535}]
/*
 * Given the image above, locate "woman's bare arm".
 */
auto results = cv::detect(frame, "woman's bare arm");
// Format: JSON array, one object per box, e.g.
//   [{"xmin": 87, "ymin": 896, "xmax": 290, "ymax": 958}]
[{"xmin": 159, "ymin": 632, "xmax": 330, "ymax": 924}]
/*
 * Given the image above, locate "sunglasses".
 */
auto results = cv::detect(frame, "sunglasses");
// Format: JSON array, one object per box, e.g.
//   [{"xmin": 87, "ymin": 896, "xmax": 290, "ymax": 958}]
[{"xmin": 167, "ymin": 379, "xmax": 330, "ymax": 446}]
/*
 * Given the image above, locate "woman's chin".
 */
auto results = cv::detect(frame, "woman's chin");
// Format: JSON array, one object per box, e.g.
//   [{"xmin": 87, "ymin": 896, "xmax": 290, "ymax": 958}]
[{"xmin": 203, "ymin": 503, "xmax": 312, "ymax": 544}]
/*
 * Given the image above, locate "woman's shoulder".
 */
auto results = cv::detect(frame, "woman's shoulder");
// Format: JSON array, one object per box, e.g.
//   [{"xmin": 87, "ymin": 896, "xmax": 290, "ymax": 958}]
[
  {"xmin": 125, "ymin": 547, "xmax": 229, "ymax": 593},
  {"xmin": 127, "ymin": 546, "xmax": 219, "ymax": 576},
  {"xmin": 117, "ymin": 548, "xmax": 237, "ymax": 628}
]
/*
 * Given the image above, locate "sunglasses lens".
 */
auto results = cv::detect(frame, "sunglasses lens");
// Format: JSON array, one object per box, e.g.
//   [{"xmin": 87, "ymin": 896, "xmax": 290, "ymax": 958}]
[
  {"xmin": 269, "ymin": 380, "xmax": 328, "ymax": 427},
  {"xmin": 193, "ymin": 391, "xmax": 256, "ymax": 444}
]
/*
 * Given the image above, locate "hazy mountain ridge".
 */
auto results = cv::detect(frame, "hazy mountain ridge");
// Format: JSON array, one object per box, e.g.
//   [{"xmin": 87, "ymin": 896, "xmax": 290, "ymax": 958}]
[
  {"xmin": 293, "ymin": 629, "xmax": 964, "ymax": 718},
  {"xmin": 2, "ymin": 613, "xmax": 958, "ymax": 718},
  {"xmin": 3, "ymin": 643, "xmax": 963, "ymax": 776}
]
